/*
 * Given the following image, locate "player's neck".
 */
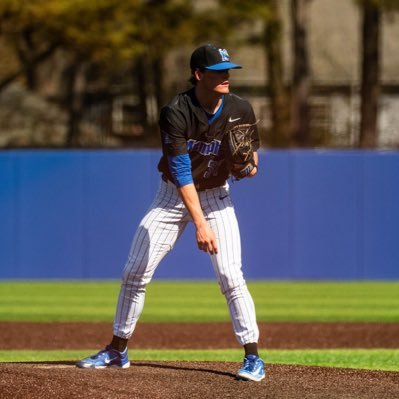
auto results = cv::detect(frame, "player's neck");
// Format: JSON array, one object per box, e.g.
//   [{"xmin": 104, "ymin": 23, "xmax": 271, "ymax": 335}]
[{"xmin": 195, "ymin": 87, "xmax": 223, "ymax": 115}]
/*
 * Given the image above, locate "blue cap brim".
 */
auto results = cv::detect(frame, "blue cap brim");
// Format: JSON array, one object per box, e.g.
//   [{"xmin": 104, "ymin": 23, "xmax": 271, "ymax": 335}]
[{"xmin": 205, "ymin": 62, "xmax": 242, "ymax": 71}]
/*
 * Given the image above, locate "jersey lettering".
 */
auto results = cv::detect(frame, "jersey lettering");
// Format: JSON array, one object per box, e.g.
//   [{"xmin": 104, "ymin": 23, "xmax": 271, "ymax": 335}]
[{"xmin": 187, "ymin": 139, "xmax": 221, "ymax": 156}]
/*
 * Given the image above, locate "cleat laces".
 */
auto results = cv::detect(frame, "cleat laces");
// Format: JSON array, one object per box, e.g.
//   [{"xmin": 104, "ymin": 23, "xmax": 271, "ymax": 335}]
[{"xmin": 243, "ymin": 355, "xmax": 258, "ymax": 372}]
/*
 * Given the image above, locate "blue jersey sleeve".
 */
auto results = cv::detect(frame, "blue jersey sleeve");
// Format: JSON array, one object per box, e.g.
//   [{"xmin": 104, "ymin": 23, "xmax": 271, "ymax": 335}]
[{"xmin": 167, "ymin": 153, "xmax": 193, "ymax": 187}]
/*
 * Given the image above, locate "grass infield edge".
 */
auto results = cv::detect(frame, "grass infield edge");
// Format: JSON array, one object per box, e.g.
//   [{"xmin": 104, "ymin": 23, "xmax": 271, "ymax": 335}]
[{"xmin": 0, "ymin": 349, "xmax": 398, "ymax": 372}]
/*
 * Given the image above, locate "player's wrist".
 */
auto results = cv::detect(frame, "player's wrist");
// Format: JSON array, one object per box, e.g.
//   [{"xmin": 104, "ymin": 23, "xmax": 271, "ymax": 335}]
[
  {"xmin": 194, "ymin": 219, "xmax": 208, "ymax": 229},
  {"xmin": 247, "ymin": 163, "xmax": 258, "ymax": 178}
]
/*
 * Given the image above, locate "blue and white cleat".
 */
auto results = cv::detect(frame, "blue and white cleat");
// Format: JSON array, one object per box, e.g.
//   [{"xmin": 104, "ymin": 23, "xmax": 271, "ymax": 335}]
[
  {"xmin": 236, "ymin": 355, "xmax": 265, "ymax": 382},
  {"xmin": 76, "ymin": 345, "xmax": 130, "ymax": 369}
]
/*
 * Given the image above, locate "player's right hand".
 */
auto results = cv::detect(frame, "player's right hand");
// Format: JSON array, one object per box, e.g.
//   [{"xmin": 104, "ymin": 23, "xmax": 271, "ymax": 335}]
[{"xmin": 196, "ymin": 222, "xmax": 218, "ymax": 255}]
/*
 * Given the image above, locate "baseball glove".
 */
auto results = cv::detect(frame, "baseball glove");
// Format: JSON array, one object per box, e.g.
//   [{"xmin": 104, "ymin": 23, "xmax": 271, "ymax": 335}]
[{"xmin": 222, "ymin": 123, "xmax": 257, "ymax": 180}]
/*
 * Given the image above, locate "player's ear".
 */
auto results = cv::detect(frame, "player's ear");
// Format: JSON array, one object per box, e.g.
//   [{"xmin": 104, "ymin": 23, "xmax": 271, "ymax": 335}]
[{"xmin": 194, "ymin": 68, "xmax": 204, "ymax": 81}]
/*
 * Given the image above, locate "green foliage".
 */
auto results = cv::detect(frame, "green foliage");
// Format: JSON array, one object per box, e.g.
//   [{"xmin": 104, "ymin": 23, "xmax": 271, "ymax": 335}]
[
  {"xmin": 0, "ymin": 281, "xmax": 398, "ymax": 322},
  {"xmin": 0, "ymin": 0, "xmax": 195, "ymax": 70},
  {"xmin": 131, "ymin": 0, "xmax": 193, "ymax": 53},
  {"xmin": 213, "ymin": 0, "xmax": 275, "ymax": 46},
  {"xmin": 218, "ymin": 0, "xmax": 273, "ymax": 21},
  {"xmin": 1, "ymin": 0, "xmax": 138, "ymax": 66}
]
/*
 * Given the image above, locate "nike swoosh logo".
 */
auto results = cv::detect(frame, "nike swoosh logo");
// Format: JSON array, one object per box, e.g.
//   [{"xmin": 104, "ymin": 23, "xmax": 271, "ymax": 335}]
[
  {"xmin": 104, "ymin": 356, "xmax": 117, "ymax": 364},
  {"xmin": 219, "ymin": 195, "xmax": 229, "ymax": 200},
  {"xmin": 228, "ymin": 117, "xmax": 241, "ymax": 122}
]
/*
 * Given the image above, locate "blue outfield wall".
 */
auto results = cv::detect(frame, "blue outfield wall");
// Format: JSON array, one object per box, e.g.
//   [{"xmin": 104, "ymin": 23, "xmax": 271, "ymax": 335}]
[{"xmin": 0, "ymin": 149, "xmax": 398, "ymax": 280}]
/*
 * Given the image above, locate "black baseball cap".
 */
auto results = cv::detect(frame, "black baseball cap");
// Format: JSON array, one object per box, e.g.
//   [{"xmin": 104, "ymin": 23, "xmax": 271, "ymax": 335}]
[{"xmin": 190, "ymin": 44, "xmax": 242, "ymax": 71}]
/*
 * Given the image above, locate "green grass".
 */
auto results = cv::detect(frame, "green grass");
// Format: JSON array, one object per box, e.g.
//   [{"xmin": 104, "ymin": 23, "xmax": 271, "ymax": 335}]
[
  {"xmin": 0, "ymin": 280, "xmax": 398, "ymax": 322},
  {"xmin": 1, "ymin": 281, "xmax": 398, "ymax": 372},
  {"xmin": 1, "ymin": 349, "xmax": 398, "ymax": 372}
]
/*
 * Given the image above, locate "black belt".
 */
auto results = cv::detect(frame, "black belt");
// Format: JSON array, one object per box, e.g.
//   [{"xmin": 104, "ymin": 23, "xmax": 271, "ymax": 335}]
[{"xmin": 161, "ymin": 174, "xmax": 211, "ymax": 192}]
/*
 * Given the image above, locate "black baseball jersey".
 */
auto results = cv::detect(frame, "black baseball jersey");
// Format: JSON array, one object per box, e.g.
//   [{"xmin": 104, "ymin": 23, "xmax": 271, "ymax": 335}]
[{"xmin": 158, "ymin": 87, "xmax": 260, "ymax": 190}]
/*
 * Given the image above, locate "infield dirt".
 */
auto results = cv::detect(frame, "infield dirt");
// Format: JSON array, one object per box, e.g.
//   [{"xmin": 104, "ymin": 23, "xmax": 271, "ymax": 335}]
[{"xmin": 1, "ymin": 322, "xmax": 399, "ymax": 399}]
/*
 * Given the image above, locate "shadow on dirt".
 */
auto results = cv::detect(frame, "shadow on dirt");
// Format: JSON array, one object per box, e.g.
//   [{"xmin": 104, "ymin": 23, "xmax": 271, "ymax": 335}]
[{"xmin": 6, "ymin": 360, "xmax": 238, "ymax": 378}]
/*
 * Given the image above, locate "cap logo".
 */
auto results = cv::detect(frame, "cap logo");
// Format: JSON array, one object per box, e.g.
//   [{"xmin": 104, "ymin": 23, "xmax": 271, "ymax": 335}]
[{"xmin": 218, "ymin": 48, "xmax": 230, "ymax": 62}]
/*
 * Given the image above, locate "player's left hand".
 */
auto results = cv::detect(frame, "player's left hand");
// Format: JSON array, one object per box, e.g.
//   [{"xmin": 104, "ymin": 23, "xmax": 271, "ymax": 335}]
[{"xmin": 247, "ymin": 165, "xmax": 258, "ymax": 177}]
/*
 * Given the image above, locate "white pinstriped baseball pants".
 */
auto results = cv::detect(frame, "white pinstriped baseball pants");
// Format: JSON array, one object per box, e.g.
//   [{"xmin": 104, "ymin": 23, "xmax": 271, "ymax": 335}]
[{"xmin": 113, "ymin": 178, "xmax": 260, "ymax": 346}]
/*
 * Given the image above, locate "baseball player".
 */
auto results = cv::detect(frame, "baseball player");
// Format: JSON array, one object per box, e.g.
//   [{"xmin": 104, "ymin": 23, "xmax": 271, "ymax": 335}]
[{"xmin": 77, "ymin": 44, "xmax": 265, "ymax": 382}]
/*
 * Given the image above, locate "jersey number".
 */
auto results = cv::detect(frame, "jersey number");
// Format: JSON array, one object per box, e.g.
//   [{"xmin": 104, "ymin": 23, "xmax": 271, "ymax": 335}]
[{"xmin": 203, "ymin": 160, "xmax": 222, "ymax": 179}]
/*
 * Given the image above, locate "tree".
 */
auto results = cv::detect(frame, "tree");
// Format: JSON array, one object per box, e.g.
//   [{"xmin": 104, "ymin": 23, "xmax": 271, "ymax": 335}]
[
  {"xmin": 128, "ymin": 0, "xmax": 194, "ymax": 133},
  {"xmin": 357, "ymin": 0, "xmax": 399, "ymax": 148},
  {"xmin": 0, "ymin": 0, "xmax": 143, "ymax": 145},
  {"xmin": 0, "ymin": 0, "xmax": 199, "ymax": 146},
  {"xmin": 264, "ymin": 1, "xmax": 292, "ymax": 146},
  {"xmin": 218, "ymin": 0, "xmax": 292, "ymax": 146},
  {"xmin": 358, "ymin": 0, "xmax": 381, "ymax": 148},
  {"xmin": 290, "ymin": 0, "xmax": 311, "ymax": 146},
  {"xmin": 0, "ymin": 1, "xmax": 62, "ymax": 91}
]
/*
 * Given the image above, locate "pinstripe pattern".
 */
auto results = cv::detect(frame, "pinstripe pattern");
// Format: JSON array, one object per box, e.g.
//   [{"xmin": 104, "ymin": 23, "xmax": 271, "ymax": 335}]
[{"xmin": 113, "ymin": 178, "xmax": 259, "ymax": 346}]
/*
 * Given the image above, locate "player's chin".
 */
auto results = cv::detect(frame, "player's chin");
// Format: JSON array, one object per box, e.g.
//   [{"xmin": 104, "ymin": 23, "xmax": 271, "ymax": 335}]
[{"xmin": 215, "ymin": 84, "xmax": 229, "ymax": 94}]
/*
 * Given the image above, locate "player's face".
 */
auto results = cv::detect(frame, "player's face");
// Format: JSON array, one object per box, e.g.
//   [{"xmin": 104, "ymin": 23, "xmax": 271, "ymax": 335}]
[{"xmin": 198, "ymin": 69, "xmax": 230, "ymax": 94}]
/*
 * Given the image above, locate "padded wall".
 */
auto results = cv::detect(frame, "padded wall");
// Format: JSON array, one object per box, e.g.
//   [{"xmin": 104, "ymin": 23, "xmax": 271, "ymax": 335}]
[{"xmin": 1, "ymin": 150, "xmax": 398, "ymax": 280}]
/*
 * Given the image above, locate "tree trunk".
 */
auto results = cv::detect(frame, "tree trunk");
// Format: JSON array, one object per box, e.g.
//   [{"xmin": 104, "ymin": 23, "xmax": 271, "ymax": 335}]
[
  {"xmin": 64, "ymin": 60, "xmax": 87, "ymax": 147},
  {"xmin": 0, "ymin": 42, "xmax": 59, "ymax": 93},
  {"xmin": 291, "ymin": 0, "xmax": 311, "ymax": 146},
  {"xmin": 152, "ymin": 55, "xmax": 164, "ymax": 119},
  {"xmin": 17, "ymin": 28, "xmax": 37, "ymax": 90},
  {"xmin": 359, "ymin": 1, "xmax": 380, "ymax": 148},
  {"xmin": 135, "ymin": 56, "xmax": 148, "ymax": 127},
  {"xmin": 264, "ymin": 3, "xmax": 291, "ymax": 147}
]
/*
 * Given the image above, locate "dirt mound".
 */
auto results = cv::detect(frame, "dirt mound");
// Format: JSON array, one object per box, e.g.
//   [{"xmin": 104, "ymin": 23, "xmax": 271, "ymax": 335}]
[
  {"xmin": 2, "ymin": 321, "xmax": 399, "ymax": 398},
  {"xmin": 1, "ymin": 362, "xmax": 398, "ymax": 399}
]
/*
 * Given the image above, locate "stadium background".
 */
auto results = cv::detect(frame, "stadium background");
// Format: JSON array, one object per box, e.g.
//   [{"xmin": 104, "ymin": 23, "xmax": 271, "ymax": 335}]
[{"xmin": 1, "ymin": 1, "xmax": 399, "ymax": 396}]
